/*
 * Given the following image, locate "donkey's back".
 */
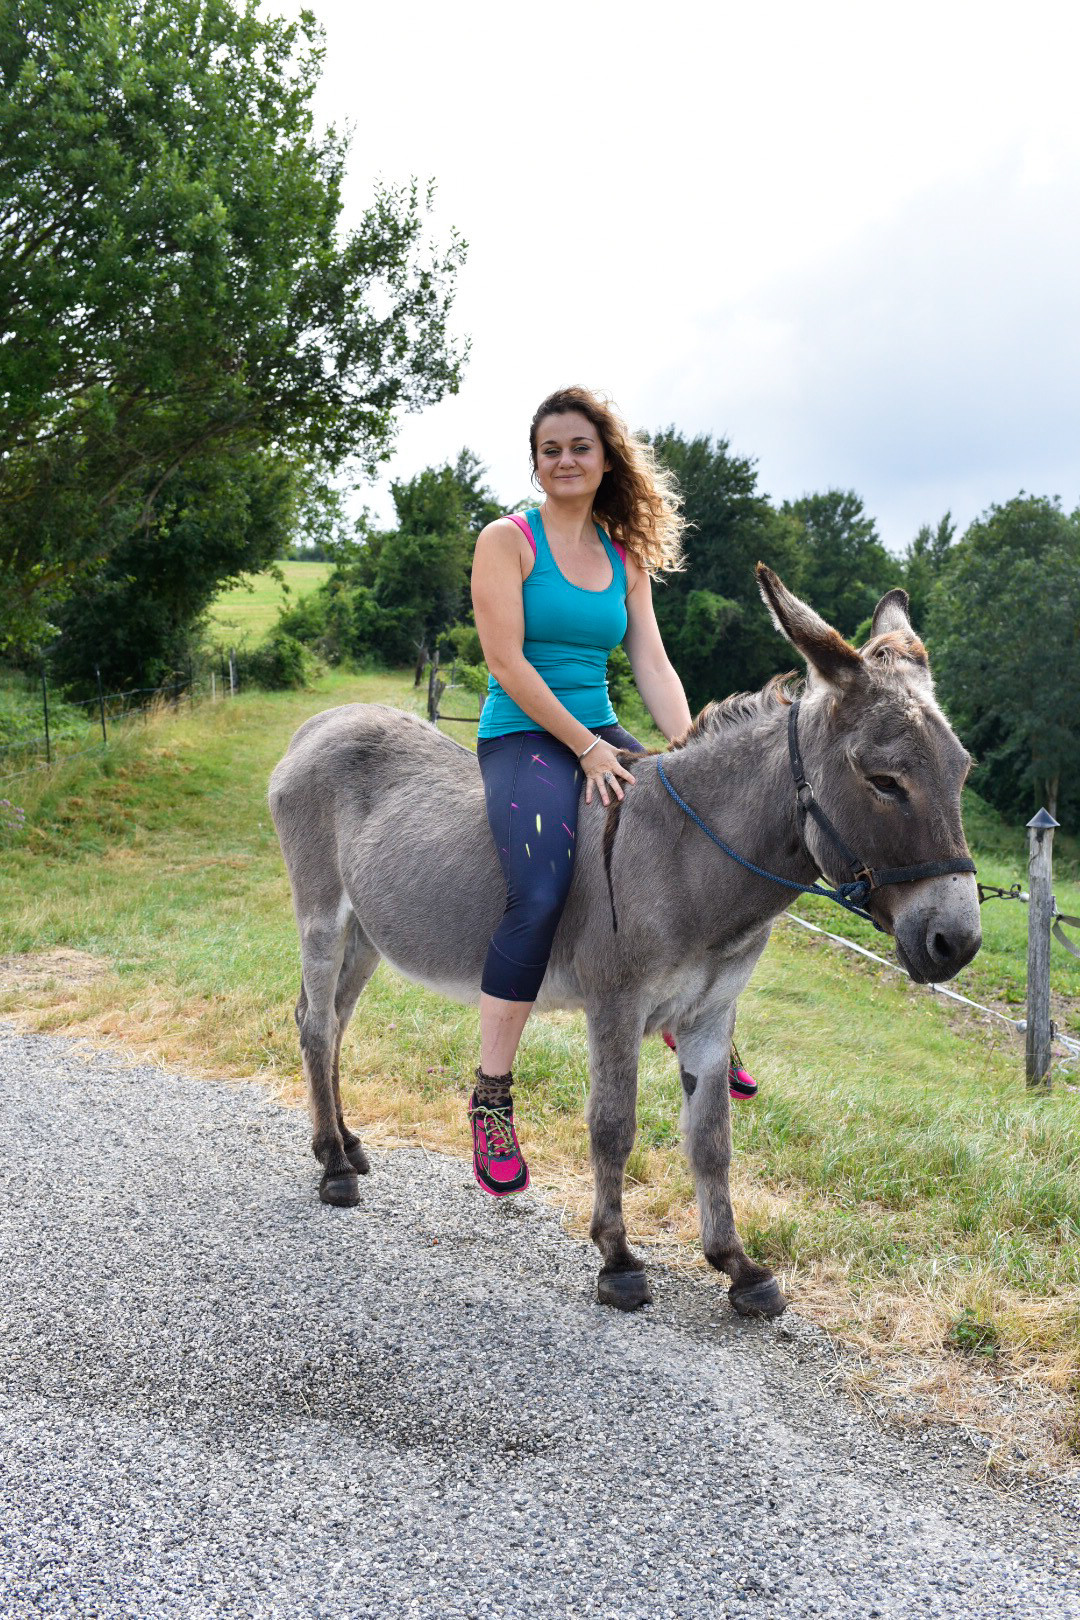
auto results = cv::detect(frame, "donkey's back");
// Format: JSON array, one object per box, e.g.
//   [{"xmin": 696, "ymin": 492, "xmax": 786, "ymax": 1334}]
[{"xmin": 272, "ymin": 700, "xmax": 477, "ymax": 807}]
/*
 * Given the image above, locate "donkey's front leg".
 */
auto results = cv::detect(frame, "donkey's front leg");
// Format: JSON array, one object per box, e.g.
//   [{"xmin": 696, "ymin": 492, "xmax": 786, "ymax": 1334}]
[
  {"xmin": 585, "ymin": 1001, "xmax": 653, "ymax": 1311},
  {"xmin": 677, "ymin": 1014, "xmax": 787, "ymax": 1318}
]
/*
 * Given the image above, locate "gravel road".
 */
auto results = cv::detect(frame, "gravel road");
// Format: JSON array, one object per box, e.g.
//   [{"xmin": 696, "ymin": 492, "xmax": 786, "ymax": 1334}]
[{"xmin": 1, "ymin": 1023, "xmax": 1078, "ymax": 1620}]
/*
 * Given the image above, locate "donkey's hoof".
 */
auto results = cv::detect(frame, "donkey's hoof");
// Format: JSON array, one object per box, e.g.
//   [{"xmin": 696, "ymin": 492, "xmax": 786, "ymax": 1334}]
[
  {"xmin": 729, "ymin": 1276, "xmax": 787, "ymax": 1318},
  {"xmin": 344, "ymin": 1140, "xmax": 370, "ymax": 1175},
  {"xmin": 319, "ymin": 1170, "xmax": 360, "ymax": 1207},
  {"xmin": 597, "ymin": 1267, "xmax": 653, "ymax": 1311}
]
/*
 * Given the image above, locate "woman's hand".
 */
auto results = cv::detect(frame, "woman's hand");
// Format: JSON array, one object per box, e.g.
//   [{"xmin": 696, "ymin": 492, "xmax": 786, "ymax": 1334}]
[{"xmin": 581, "ymin": 739, "xmax": 637, "ymax": 806}]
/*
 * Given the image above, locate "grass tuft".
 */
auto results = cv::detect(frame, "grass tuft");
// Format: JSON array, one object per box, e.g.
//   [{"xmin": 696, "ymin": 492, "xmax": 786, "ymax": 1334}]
[{"xmin": 948, "ymin": 1307, "xmax": 1001, "ymax": 1358}]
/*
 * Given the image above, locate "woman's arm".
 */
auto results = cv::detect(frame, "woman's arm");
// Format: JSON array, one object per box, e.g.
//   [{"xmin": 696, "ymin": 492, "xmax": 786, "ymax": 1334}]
[
  {"xmin": 471, "ymin": 519, "xmax": 636, "ymax": 802},
  {"xmin": 622, "ymin": 555, "xmax": 694, "ymax": 742}
]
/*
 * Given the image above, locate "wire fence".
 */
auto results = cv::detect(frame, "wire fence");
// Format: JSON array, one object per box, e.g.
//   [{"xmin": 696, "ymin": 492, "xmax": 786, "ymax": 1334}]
[
  {"xmin": 433, "ymin": 661, "xmax": 486, "ymax": 727},
  {"xmin": 0, "ymin": 663, "xmax": 225, "ymax": 787},
  {"xmin": 783, "ymin": 903, "xmax": 1080, "ymax": 1076}
]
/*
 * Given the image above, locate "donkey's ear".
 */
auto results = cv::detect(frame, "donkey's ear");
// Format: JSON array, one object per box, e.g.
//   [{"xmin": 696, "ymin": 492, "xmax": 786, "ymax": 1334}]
[
  {"xmin": 756, "ymin": 564, "xmax": 864, "ymax": 689},
  {"xmin": 871, "ymin": 588, "xmax": 912, "ymax": 637}
]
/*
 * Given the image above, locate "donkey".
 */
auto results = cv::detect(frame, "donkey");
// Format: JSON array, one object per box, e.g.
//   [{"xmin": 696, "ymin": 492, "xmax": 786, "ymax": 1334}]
[{"xmin": 269, "ymin": 567, "xmax": 980, "ymax": 1319}]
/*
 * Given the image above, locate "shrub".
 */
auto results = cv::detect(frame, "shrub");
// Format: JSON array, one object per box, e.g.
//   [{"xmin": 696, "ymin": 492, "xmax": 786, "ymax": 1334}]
[
  {"xmin": 454, "ymin": 661, "xmax": 490, "ymax": 698},
  {"xmin": 240, "ymin": 628, "xmax": 313, "ymax": 690},
  {"xmin": 606, "ymin": 646, "xmax": 634, "ymax": 709},
  {"xmin": 444, "ymin": 623, "xmax": 484, "ymax": 666}
]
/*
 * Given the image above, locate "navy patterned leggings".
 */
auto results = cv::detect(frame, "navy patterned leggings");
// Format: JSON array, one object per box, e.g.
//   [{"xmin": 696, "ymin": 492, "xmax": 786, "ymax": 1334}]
[{"xmin": 477, "ymin": 723, "xmax": 644, "ymax": 1002}]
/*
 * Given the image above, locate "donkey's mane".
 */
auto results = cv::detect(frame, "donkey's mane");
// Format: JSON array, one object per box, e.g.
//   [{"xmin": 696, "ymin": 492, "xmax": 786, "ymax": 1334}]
[{"xmin": 669, "ymin": 673, "xmax": 799, "ymax": 752}]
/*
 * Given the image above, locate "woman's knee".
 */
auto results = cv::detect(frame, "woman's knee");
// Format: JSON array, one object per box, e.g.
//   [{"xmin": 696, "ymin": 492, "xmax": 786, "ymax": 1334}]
[{"xmin": 514, "ymin": 877, "xmax": 570, "ymax": 932}]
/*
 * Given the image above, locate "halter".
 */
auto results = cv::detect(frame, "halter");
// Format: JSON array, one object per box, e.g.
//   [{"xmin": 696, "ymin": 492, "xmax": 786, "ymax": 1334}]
[{"xmin": 655, "ymin": 698, "xmax": 975, "ymax": 933}]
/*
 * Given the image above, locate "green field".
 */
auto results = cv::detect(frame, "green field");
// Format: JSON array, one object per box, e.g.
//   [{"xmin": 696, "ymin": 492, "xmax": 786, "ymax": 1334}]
[
  {"xmin": 2, "ymin": 669, "xmax": 1079, "ymax": 1469},
  {"xmin": 205, "ymin": 561, "xmax": 333, "ymax": 642}
]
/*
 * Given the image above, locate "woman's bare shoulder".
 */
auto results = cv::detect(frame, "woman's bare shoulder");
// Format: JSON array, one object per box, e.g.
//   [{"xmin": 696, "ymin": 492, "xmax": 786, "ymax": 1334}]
[
  {"xmin": 474, "ymin": 515, "xmax": 534, "ymax": 580},
  {"xmin": 477, "ymin": 515, "xmax": 528, "ymax": 544}
]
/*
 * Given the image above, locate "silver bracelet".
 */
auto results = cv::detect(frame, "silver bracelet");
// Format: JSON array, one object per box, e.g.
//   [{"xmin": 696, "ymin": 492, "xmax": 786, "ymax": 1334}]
[{"xmin": 578, "ymin": 735, "xmax": 602, "ymax": 760}]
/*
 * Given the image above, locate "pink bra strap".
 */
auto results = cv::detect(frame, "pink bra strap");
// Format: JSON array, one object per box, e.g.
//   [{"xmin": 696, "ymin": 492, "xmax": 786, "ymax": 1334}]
[{"xmin": 506, "ymin": 512, "xmax": 536, "ymax": 557}]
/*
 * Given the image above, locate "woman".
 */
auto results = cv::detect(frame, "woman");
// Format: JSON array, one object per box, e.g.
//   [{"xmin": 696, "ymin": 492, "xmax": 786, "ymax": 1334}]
[{"xmin": 468, "ymin": 386, "xmax": 754, "ymax": 1199}]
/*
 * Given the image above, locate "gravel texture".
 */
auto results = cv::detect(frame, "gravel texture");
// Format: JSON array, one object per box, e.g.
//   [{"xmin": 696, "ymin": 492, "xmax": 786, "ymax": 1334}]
[{"xmin": 1, "ymin": 1022, "xmax": 1078, "ymax": 1619}]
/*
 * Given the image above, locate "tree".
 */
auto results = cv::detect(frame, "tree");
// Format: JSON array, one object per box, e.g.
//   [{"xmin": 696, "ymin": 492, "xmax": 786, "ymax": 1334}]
[
  {"xmin": 376, "ymin": 464, "xmax": 475, "ymax": 667},
  {"xmin": 649, "ymin": 430, "xmax": 806, "ymax": 709},
  {"xmin": 47, "ymin": 449, "xmax": 295, "ymax": 692},
  {"xmin": 280, "ymin": 450, "xmax": 499, "ymax": 667},
  {"xmin": 450, "ymin": 447, "xmax": 504, "ymax": 538},
  {"xmin": 0, "ymin": 0, "xmax": 466, "ymax": 652},
  {"xmin": 927, "ymin": 496, "xmax": 1080, "ymax": 822},
  {"xmin": 901, "ymin": 513, "xmax": 956, "ymax": 632},
  {"xmin": 779, "ymin": 490, "xmax": 895, "ymax": 637}
]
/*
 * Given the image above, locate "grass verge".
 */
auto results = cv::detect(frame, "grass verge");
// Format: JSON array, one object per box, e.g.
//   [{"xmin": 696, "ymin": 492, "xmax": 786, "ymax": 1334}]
[{"xmin": 2, "ymin": 668, "xmax": 1079, "ymax": 1474}]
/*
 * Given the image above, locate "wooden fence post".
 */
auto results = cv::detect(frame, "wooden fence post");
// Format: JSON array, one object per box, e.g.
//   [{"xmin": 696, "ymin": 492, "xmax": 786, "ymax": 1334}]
[
  {"xmin": 95, "ymin": 667, "xmax": 107, "ymax": 745},
  {"xmin": 229, "ymin": 648, "xmax": 237, "ymax": 697},
  {"xmin": 1025, "ymin": 807, "xmax": 1059, "ymax": 1089},
  {"xmin": 427, "ymin": 650, "xmax": 444, "ymax": 722},
  {"xmin": 41, "ymin": 667, "xmax": 50, "ymax": 765}
]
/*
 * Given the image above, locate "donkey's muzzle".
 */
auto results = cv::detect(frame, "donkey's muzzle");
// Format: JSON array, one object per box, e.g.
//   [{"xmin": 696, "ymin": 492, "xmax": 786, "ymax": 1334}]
[{"xmin": 893, "ymin": 901, "xmax": 982, "ymax": 984}]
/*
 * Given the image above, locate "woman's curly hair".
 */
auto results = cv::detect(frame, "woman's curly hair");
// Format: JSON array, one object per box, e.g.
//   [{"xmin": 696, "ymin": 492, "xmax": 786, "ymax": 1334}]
[{"xmin": 529, "ymin": 386, "xmax": 686, "ymax": 576}]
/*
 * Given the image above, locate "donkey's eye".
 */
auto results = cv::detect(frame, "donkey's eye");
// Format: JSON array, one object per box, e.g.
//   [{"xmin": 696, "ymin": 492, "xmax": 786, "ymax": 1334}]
[{"xmin": 868, "ymin": 774, "xmax": 903, "ymax": 798}]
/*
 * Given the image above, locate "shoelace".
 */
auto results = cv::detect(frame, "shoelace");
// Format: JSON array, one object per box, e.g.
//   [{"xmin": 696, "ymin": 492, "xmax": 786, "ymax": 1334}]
[{"xmin": 471, "ymin": 1103, "xmax": 516, "ymax": 1157}]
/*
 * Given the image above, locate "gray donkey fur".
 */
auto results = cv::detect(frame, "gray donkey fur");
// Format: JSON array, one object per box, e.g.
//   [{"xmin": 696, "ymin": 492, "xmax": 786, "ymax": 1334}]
[{"xmin": 269, "ymin": 567, "xmax": 981, "ymax": 1317}]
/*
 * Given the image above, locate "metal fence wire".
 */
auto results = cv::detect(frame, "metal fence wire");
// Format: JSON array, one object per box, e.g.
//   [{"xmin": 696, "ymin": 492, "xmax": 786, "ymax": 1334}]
[{"xmin": 0, "ymin": 666, "xmax": 200, "ymax": 786}]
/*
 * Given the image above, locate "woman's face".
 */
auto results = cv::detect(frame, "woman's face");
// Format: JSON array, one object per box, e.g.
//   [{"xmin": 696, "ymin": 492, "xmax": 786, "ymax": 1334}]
[{"xmin": 533, "ymin": 411, "xmax": 611, "ymax": 501}]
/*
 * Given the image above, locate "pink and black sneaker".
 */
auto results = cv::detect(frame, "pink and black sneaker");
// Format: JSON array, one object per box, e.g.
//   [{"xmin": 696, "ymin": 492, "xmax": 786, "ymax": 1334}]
[
  {"xmin": 661, "ymin": 1030, "xmax": 758, "ymax": 1101},
  {"xmin": 468, "ymin": 1091, "xmax": 530, "ymax": 1197},
  {"xmin": 728, "ymin": 1040, "xmax": 758, "ymax": 1101}
]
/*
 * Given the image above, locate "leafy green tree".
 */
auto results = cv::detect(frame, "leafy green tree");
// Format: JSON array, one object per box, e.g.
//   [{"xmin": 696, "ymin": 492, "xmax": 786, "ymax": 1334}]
[
  {"xmin": 901, "ymin": 513, "xmax": 956, "ymax": 632},
  {"xmin": 47, "ymin": 449, "xmax": 295, "ymax": 692},
  {"xmin": 281, "ymin": 450, "xmax": 499, "ymax": 667},
  {"xmin": 928, "ymin": 496, "xmax": 1080, "ymax": 822},
  {"xmin": 0, "ymin": 0, "xmax": 465, "ymax": 652},
  {"xmin": 376, "ymin": 465, "xmax": 475, "ymax": 666},
  {"xmin": 780, "ymin": 490, "xmax": 895, "ymax": 636},
  {"xmin": 650, "ymin": 430, "xmax": 806, "ymax": 709},
  {"xmin": 450, "ymin": 447, "xmax": 504, "ymax": 538}
]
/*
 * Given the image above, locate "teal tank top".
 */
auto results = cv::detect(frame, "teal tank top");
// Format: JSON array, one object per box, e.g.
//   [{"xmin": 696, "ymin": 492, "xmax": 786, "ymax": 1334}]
[{"xmin": 477, "ymin": 507, "xmax": 628, "ymax": 739}]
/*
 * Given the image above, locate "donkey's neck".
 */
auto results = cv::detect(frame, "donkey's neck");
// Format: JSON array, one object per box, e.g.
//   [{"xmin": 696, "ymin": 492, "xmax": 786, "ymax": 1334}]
[{"xmin": 661, "ymin": 699, "xmax": 820, "ymax": 914}]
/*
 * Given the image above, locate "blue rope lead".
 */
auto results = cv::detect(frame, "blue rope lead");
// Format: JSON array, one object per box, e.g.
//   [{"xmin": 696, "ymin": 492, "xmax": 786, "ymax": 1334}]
[{"xmin": 655, "ymin": 758, "xmax": 885, "ymax": 931}]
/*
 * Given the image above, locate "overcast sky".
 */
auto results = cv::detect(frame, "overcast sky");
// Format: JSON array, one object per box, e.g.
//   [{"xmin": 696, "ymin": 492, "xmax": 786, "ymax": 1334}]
[{"xmin": 282, "ymin": 0, "xmax": 1080, "ymax": 554}]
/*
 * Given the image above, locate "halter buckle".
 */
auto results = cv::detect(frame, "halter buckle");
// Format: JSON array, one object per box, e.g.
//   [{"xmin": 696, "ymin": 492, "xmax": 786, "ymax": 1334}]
[
  {"xmin": 852, "ymin": 865, "xmax": 876, "ymax": 891},
  {"xmin": 796, "ymin": 780, "xmax": 815, "ymax": 807}
]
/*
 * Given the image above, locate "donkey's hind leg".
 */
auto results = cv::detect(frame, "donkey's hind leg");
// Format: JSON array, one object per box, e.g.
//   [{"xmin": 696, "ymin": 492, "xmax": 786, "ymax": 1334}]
[
  {"xmin": 585, "ymin": 999, "xmax": 653, "ymax": 1311},
  {"xmin": 295, "ymin": 902, "xmax": 361, "ymax": 1207},
  {"xmin": 677, "ymin": 1010, "xmax": 786, "ymax": 1318},
  {"xmin": 331, "ymin": 914, "xmax": 380, "ymax": 1176}
]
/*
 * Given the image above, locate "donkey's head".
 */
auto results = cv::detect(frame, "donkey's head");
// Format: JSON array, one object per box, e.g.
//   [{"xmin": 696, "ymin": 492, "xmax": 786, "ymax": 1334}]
[{"xmin": 757, "ymin": 565, "xmax": 980, "ymax": 983}]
